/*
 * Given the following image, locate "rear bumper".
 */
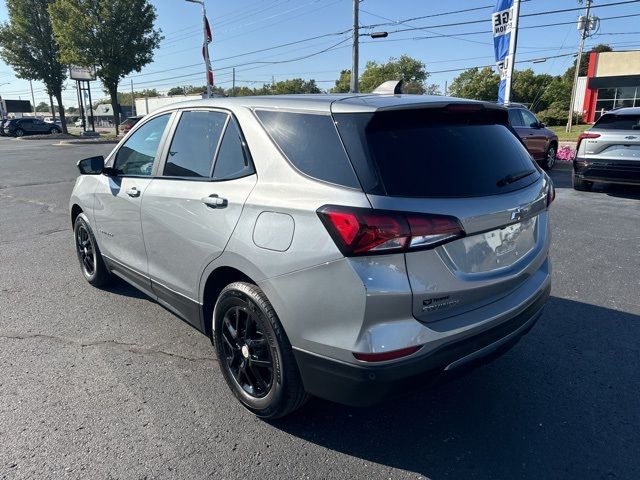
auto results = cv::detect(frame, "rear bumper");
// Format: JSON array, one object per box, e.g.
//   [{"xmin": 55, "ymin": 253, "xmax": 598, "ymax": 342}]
[
  {"xmin": 574, "ymin": 158, "xmax": 640, "ymax": 185},
  {"xmin": 293, "ymin": 282, "xmax": 550, "ymax": 406}
]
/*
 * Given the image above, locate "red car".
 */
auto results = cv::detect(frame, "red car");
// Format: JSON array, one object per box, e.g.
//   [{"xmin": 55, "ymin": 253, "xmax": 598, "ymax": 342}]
[
  {"xmin": 507, "ymin": 104, "xmax": 559, "ymax": 171},
  {"xmin": 119, "ymin": 115, "xmax": 143, "ymax": 135}
]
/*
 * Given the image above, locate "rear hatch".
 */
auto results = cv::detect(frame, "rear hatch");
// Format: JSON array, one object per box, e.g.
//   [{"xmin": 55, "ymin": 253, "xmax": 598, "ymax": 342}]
[
  {"xmin": 333, "ymin": 101, "xmax": 551, "ymax": 323},
  {"xmin": 579, "ymin": 112, "xmax": 640, "ymax": 162}
]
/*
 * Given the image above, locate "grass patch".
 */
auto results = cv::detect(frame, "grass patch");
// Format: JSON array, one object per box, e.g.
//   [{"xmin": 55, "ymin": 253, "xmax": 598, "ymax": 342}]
[{"xmin": 549, "ymin": 124, "xmax": 590, "ymax": 142}]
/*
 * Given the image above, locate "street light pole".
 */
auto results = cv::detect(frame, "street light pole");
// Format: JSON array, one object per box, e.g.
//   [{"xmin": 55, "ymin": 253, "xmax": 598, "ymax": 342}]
[
  {"xmin": 350, "ymin": 0, "xmax": 359, "ymax": 93},
  {"xmin": 0, "ymin": 82, "xmax": 9, "ymax": 120},
  {"xmin": 186, "ymin": 0, "xmax": 212, "ymax": 98},
  {"xmin": 567, "ymin": 0, "xmax": 593, "ymax": 132}
]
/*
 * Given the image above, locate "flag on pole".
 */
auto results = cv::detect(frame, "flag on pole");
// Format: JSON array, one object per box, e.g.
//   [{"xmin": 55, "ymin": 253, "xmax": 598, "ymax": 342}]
[
  {"xmin": 203, "ymin": 15, "xmax": 214, "ymax": 87},
  {"xmin": 492, "ymin": 0, "xmax": 514, "ymax": 103}
]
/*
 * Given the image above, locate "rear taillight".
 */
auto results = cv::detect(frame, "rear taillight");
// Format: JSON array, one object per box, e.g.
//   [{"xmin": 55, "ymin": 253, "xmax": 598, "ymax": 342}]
[
  {"xmin": 317, "ymin": 205, "xmax": 465, "ymax": 256},
  {"xmin": 576, "ymin": 132, "xmax": 601, "ymax": 151},
  {"xmin": 546, "ymin": 179, "xmax": 555, "ymax": 207},
  {"xmin": 353, "ymin": 345, "xmax": 422, "ymax": 362}
]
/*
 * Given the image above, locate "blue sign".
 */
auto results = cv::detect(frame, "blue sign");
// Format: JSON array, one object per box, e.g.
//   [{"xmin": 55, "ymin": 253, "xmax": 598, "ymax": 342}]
[{"xmin": 493, "ymin": 0, "xmax": 513, "ymax": 103}]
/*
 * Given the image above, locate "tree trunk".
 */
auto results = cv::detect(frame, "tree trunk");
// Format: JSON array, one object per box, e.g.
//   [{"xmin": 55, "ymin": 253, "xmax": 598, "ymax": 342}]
[
  {"xmin": 108, "ymin": 86, "xmax": 120, "ymax": 137},
  {"xmin": 54, "ymin": 91, "xmax": 68, "ymax": 134}
]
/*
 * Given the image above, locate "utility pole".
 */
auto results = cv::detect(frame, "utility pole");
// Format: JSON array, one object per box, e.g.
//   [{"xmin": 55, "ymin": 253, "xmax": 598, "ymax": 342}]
[
  {"xmin": 503, "ymin": 0, "xmax": 521, "ymax": 104},
  {"xmin": 29, "ymin": 80, "xmax": 36, "ymax": 117},
  {"xmin": 232, "ymin": 68, "xmax": 236, "ymax": 97},
  {"xmin": 130, "ymin": 78, "xmax": 136, "ymax": 116},
  {"xmin": 567, "ymin": 0, "xmax": 593, "ymax": 132},
  {"xmin": 350, "ymin": 0, "xmax": 359, "ymax": 93}
]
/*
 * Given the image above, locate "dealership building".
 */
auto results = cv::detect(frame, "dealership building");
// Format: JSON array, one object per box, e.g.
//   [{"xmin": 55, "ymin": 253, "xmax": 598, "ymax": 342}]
[{"xmin": 581, "ymin": 50, "xmax": 640, "ymax": 122}]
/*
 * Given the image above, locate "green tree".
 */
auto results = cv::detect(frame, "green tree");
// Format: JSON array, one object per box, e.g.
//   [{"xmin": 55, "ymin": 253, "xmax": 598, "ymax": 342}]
[
  {"xmin": 35, "ymin": 101, "xmax": 50, "ymax": 112},
  {"xmin": 0, "ymin": 0, "xmax": 68, "ymax": 132},
  {"xmin": 167, "ymin": 86, "xmax": 186, "ymax": 96},
  {"xmin": 359, "ymin": 55, "xmax": 434, "ymax": 94},
  {"xmin": 511, "ymin": 69, "xmax": 553, "ymax": 111},
  {"xmin": 271, "ymin": 78, "xmax": 321, "ymax": 95},
  {"xmin": 448, "ymin": 67, "xmax": 500, "ymax": 101},
  {"xmin": 50, "ymin": 0, "xmax": 162, "ymax": 135},
  {"xmin": 331, "ymin": 69, "xmax": 351, "ymax": 93},
  {"xmin": 541, "ymin": 76, "xmax": 572, "ymax": 111},
  {"xmin": 66, "ymin": 105, "xmax": 78, "ymax": 114}
]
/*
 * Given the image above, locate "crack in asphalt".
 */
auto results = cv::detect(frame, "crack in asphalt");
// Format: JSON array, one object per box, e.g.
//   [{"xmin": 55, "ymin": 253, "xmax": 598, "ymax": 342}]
[{"xmin": 0, "ymin": 333, "xmax": 216, "ymax": 364}]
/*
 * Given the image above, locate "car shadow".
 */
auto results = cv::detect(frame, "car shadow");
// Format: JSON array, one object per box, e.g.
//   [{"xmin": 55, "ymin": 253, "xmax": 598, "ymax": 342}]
[
  {"xmin": 102, "ymin": 276, "xmax": 149, "ymax": 300},
  {"xmin": 550, "ymin": 167, "xmax": 640, "ymax": 199},
  {"xmin": 271, "ymin": 296, "xmax": 640, "ymax": 479}
]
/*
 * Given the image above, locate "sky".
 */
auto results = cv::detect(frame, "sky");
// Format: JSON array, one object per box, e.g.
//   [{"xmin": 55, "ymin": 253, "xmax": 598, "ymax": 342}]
[{"xmin": 1, "ymin": 0, "xmax": 639, "ymax": 108}]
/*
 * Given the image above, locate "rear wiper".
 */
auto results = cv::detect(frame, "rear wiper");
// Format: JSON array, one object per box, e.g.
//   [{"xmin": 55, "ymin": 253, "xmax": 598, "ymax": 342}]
[{"xmin": 497, "ymin": 169, "xmax": 536, "ymax": 187}]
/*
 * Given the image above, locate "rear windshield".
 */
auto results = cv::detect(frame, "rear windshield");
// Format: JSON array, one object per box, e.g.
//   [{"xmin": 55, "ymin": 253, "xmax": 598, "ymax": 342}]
[
  {"xmin": 334, "ymin": 108, "xmax": 540, "ymax": 197},
  {"xmin": 594, "ymin": 114, "xmax": 640, "ymax": 130}
]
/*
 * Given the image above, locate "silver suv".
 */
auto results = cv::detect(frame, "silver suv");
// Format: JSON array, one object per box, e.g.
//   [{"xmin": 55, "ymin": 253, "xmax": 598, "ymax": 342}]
[
  {"xmin": 573, "ymin": 107, "xmax": 640, "ymax": 191},
  {"xmin": 70, "ymin": 93, "xmax": 553, "ymax": 418}
]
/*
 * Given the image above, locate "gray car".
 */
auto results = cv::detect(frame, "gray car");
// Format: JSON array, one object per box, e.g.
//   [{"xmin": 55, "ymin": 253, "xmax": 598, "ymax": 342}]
[
  {"xmin": 573, "ymin": 107, "xmax": 640, "ymax": 191},
  {"xmin": 70, "ymin": 91, "xmax": 553, "ymax": 418}
]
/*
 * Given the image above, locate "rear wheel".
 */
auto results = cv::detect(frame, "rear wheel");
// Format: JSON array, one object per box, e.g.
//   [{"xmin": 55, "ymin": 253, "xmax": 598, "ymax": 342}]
[
  {"xmin": 541, "ymin": 143, "xmax": 556, "ymax": 171},
  {"xmin": 572, "ymin": 174, "xmax": 593, "ymax": 192},
  {"xmin": 213, "ymin": 282, "xmax": 309, "ymax": 419},
  {"xmin": 73, "ymin": 213, "xmax": 111, "ymax": 287}
]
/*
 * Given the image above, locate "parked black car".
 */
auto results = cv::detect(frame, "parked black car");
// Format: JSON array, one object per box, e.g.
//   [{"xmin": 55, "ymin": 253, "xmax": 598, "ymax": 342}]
[
  {"xmin": 506, "ymin": 104, "xmax": 559, "ymax": 171},
  {"xmin": 0, "ymin": 117, "xmax": 61, "ymax": 137}
]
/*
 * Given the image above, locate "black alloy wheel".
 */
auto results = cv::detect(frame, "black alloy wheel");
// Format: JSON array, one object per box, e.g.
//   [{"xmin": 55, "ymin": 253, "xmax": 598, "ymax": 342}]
[
  {"xmin": 213, "ymin": 282, "xmax": 309, "ymax": 419},
  {"xmin": 220, "ymin": 304, "xmax": 274, "ymax": 398},
  {"xmin": 75, "ymin": 222, "xmax": 96, "ymax": 278},
  {"xmin": 14, "ymin": 128, "xmax": 24, "ymax": 137},
  {"xmin": 73, "ymin": 213, "xmax": 111, "ymax": 287}
]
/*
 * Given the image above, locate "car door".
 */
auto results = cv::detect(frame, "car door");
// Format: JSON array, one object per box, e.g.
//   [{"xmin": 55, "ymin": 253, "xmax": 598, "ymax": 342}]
[
  {"xmin": 92, "ymin": 112, "xmax": 173, "ymax": 294},
  {"xmin": 519, "ymin": 109, "xmax": 547, "ymax": 160},
  {"xmin": 141, "ymin": 109, "xmax": 257, "ymax": 323},
  {"xmin": 32, "ymin": 119, "xmax": 48, "ymax": 133}
]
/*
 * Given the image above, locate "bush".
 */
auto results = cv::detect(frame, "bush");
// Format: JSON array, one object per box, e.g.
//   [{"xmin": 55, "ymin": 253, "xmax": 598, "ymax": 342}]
[{"xmin": 537, "ymin": 107, "xmax": 569, "ymax": 126}]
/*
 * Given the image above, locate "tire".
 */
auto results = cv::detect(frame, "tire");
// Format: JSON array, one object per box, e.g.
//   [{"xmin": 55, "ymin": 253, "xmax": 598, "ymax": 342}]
[
  {"xmin": 572, "ymin": 173, "xmax": 593, "ymax": 192},
  {"xmin": 14, "ymin": 128, "xmax": 24, "ymax": 137},
  {"xmin": 49, "ymin": 127, "xmax": 60, "ymax": 134},
  {"xmin": 213, "ymin": 281, "xmax": 309, "ymax": 419},
  {"xmin": 73, "ymin": 213, "xmax": 111, "ymax": 287},
  {"xmin": 541, "ymin": 143, "xmax": 557, "ymax": 171}
]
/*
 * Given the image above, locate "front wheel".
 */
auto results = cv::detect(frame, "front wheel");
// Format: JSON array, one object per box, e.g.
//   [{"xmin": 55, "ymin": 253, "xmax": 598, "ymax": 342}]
[
  {"xmin": 541, "ymin": 143, "xmax": 557, "ymax": 171},
  {"xmin": 73, "ymin": 213, "xmax": 111, "ymax": 287},
  {"xmin": 213, "ymin": 282, "xmax": 309, "ymax": 419},
  {"xmin": 14, "ymin": 128, "xmax": 24, "ymax": 137},
  {"xmin": 49, "ymin": 127, "xmax": 60, "ymax": 134}
]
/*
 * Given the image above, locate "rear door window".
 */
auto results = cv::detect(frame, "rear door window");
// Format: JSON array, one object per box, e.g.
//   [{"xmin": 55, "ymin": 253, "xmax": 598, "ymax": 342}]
[
  {"xmin": 164, "ymin": 111, "xmax": 227, "ymax": 178},
  {"xmin": 335, "ymin": 108, "xmax": 540, "ymax": 198},
  {"xmin": 255, "ymin": 110, "xmax": 360, "ymax": 189},
  {"xmin": 594, "ymin": 114, "xmax": 640, "ymax": 130}
]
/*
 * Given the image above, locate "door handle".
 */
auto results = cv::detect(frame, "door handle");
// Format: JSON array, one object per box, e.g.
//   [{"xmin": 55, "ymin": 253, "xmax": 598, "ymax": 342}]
[
  {"xmin": 126, "ymin": 187, "xmax": 141, "ymax": 198},
  {"xmin": 201, "ymin": 194, "xmax": 228, "ymax": 209}
]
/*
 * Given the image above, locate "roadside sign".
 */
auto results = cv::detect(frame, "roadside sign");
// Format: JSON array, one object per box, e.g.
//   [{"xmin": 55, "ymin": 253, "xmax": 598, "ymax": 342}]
[{"xmin": 69, "ymin": 66, "xmax": 96, "ymax": 81}]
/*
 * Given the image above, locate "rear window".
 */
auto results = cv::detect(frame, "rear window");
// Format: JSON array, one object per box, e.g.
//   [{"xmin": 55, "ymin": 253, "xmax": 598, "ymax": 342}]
[
  {"xmin": 335, "ymin": 108, "xmax": 540, "ymax": 197},
  {"xmin": 255, "ymin": 110, "xmax": 360, "ymax": 189},
  {"xmin": 594, "ymin": 114, "xmax": 640, "ymax": 130}
]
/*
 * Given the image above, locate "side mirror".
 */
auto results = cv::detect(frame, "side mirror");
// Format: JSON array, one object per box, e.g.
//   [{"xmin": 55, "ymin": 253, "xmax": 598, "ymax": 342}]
[
  {"xmin": 77, "ymin": 156, "xmax": 104, "ymax": 175},
  {"xmin": 538, "ymin": 122, "xmax": 546, "ymax": 128}
]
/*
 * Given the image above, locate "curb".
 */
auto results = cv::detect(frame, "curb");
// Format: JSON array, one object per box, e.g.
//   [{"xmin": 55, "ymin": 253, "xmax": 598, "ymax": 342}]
[{"xmin": 56, "ymin": 139, "xmax": 120, "ymax": 145}]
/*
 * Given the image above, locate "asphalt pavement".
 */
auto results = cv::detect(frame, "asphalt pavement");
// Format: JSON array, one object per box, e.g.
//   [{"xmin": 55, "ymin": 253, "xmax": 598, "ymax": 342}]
[{"xmin": 1, "ymin": 135, "xmax": 639, "ymax": 479}]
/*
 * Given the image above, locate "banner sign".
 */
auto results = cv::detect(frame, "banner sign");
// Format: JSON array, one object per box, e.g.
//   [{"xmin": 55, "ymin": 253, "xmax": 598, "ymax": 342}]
[
  {"xmin": 69, "ymin": 66, "xmax": 96, "ymax": 81},
  {"xmin": 492, "ymin": 0, "xmax": 514, "ymax": 103}
]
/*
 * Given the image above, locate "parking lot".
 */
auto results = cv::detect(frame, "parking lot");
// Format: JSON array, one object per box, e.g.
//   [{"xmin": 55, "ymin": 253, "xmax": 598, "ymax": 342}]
[{"xmin": 1, "ymin": 135, "xmax": 639, "ymax": 479}]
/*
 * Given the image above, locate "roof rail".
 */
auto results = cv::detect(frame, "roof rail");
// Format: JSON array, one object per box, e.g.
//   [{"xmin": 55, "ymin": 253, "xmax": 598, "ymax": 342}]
[{"xmin": 372, "ymin": 80, "xmax": 403, "ymax": 95}]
